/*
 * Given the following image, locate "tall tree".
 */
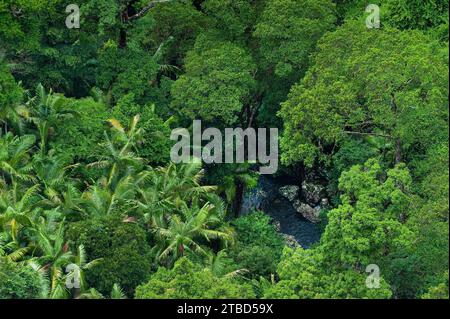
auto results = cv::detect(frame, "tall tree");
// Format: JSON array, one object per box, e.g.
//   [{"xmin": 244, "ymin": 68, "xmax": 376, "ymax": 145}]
[
  {"xmin": 170, "ymin": 34, "xmax": 257, "ymax": 127},
  {"xmin": 279, "ymin": 21, "xmax": 448, "ymax": 167}
]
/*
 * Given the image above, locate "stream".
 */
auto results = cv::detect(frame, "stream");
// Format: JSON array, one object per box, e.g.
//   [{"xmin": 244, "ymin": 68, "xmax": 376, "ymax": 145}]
[{"xmin": 240, "ymin": 175, "xmax": 322, "ymax": 248}]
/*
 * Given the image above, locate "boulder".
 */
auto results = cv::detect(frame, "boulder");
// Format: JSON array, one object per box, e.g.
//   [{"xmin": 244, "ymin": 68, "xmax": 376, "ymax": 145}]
[
  {"xmin": 282, "ymin": 234, "xmax": 301, "ymax": 248},
  {"xmin": 272, "ymin": 220, "xmax": 281, "ymax": 232},
  {"xmin": 293, "ymin": 200, "xmax": 321, "ymax": 223},
  {"xmin": 278, "ymin": 185, "xmax": 299, "ymax": 201},
  {"xmin": 257, "ymin": 189, "xmax": 268, "ymax": 198},
  {"xmin": 301, "ymin": 181, "xmax": 324, "ymax": 206}
]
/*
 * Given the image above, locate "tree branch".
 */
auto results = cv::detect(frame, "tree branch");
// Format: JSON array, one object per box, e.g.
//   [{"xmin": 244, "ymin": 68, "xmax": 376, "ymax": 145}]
[
  {"xmin": 343, "ymin": 131, "xmax": 392, "ymax": 138},
  {"xmin": 126, "ymin": 0, "xmax": 174, "ymax": 22}
]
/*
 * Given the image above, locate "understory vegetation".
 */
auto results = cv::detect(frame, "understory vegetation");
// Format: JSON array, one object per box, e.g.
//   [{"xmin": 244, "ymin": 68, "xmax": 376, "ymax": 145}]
[{"xmin": 0, "ymin": 0, "xmax": 448, "ymax": 299}]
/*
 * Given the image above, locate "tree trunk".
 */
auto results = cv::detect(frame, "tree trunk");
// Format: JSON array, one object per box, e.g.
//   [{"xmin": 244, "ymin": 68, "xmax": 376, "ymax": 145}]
[
  {"xmin": 233, "ymin": 180, "xmax": 245, "ymax": 218},
  {"xmin": 118, "ymin": 3, "xmax": 131, "ymax": 48},
  {"xmin": 119, "ymin": 28, "xmax": 127, "ymax": 48},
  {"xmin": 395, "ymin": 138, "xmax": 402, "ymax": 164}
]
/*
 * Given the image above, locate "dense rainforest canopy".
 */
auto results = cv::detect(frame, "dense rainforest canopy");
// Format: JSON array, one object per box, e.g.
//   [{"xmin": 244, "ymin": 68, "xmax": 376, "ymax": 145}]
[{"xmin": 0, "ymin": 0, "xmax": 448, "ymax": 299}]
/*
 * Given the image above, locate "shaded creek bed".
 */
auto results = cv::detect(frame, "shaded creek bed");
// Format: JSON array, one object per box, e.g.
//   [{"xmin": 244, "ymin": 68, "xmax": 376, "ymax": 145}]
[{"xmin": 240, "ymin": 175, "xmax": 322, "ymax": 248}]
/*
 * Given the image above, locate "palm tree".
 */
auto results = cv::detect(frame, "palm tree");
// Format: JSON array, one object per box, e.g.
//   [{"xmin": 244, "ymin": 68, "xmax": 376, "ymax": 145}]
[
  {"xmin": 0, "ymin": 132, "xmax": 36, "ymax": 188},
  {"xmin": 0, "ymin": 96, "xmax": 28, "ymax": 135},
  {"xmin": 0, "ymin": 60, "xmax": 28, "ymax": 134},
  {"xmin": 154, "ymin": 202, "xmax": 234, "ymax": 264},
  {"xmin": 65, "ymin": 244, "xmax": 102, "ymax": 298},
  {"xmin": 26, "ymin": 84, "xmax": 76, "ymax": 155},
  {"xmin": 78, "ymin": 283, "xmax": 126, "ymax": 299},
  {"xmin": 134, "ymin": 174, "xmax": 171, "ymax": 229},
  {"xmin": 31, "ymin": 222, "xmax": 73, "ymax": 299},
  {"xmin": 217, "ymin": 164, "xmax": 258, "ymax": 217},
  {"xmin": 135, "ymin": 163, "xmax": 218, "ymax": 223},
  {"xmin": 0, "ymin": 184, "xmax": 41, "ymax": 243},
  {"xmin": 33, "ymin": 152, "xmax": 82, "ymax": 216},
  {"xmin": 88, "ymin": 115, "xmax": 143, "ymax": 187},
  {"xmin": 153, "ymin": 162, "xmax": 217, "ymax": 204},
  {"xmin": 203, "ymin": 249, "xmax": 249, "ymax": 278},
  {"xmin": 153, "ymin": 36, "xmax": 182, "ymax": 78},
  {"xmin": 133, "ymin": 161, "xmax": 232, "ymax": 265},
  {"xmin": 80, "ymin": 175, "xmax": 137, "ymax": 217},
  {"xmin": 0, "ymin": 231, "xmax": 30, "ymax": 262}
]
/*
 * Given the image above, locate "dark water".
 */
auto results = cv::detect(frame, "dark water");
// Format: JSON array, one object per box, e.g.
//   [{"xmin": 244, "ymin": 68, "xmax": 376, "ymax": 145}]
[{"xmin": 240, "ymin": 175, "xmax": 322, "ymax": 248}]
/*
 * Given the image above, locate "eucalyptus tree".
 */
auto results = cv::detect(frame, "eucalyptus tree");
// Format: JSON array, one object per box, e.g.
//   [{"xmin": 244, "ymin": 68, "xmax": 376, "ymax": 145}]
[
  {"xmin": 279, "ymin": 21, "xmax": 448, "ymax": 167},
  {"xmin": 170, "ymin": 34, "xmax": 257, "ymax": 127},
  {"xmin": 254, "ymin": 0, "xmax": 336, "ymax": 79}
]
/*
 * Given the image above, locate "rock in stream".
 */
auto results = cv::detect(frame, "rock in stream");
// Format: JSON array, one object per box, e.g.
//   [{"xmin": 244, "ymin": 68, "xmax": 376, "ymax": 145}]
[{"xmin": 240, "ymin": 175, "xmax": 322, "ymax": 248}]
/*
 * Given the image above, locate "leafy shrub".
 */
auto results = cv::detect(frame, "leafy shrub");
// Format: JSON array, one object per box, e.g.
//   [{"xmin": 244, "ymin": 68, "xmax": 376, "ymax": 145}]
[
  {"xmin": 170, "ymin": 34, "xmax": 256, "ymax": 126},
  {"xmin": 96, "ymin": 43, "xmax": 159, "ymax": 104},
  {"xmin": 0, "ymin": 261, "xmax": 43, "ymax": 299},
  {"xmin": 0, "ymin": 63, "xmax": 24, "ymax": 132},
  {"xmin": 421, "ymin": 272, "xmax": 449, "ymax": 299},
  {"xmin": 328, "ymin": 138, "xmax": 379, "ymax": 203},
  {"xmin": 263, "ymin": 247, "xmax": 393, "ymax": 299},
  {"xmin": 50, "ymin": 96, "xmax": 108, "ymax": 165},
  {"xmin": 383, "ymin": 0, "xmax": 449, "ymax": 30},
  {"xmin": 66, "ymin": 215, "xmax": 153, "ymax": 297},
  {"xmin": 135, "ymin": 258, "xmax": 255, "ymax": 299},
  {"xmin": 230, "ymin": 212, "xmax": 285, "ymax": 278}
]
